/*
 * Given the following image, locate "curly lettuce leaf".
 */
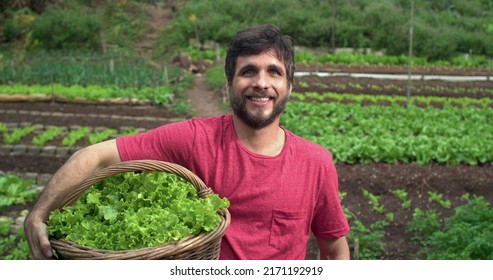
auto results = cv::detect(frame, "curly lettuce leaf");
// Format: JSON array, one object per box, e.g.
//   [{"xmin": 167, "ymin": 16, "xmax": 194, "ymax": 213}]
[{"xmin": 47, "ymin": 171, "xmax": 229, "ymax": 251}]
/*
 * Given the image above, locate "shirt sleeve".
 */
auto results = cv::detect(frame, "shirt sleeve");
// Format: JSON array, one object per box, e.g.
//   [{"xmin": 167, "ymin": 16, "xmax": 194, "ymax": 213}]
[
  {"xmin": 116, "ymin": 120, "xmax": 195, "ymax": 167},
  {"xmin": 311, "ymin": 154, "xmax": 350, "ymax": 240}
]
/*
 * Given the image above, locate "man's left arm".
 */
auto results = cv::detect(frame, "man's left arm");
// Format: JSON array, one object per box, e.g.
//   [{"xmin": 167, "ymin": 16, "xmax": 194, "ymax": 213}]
[{"xmin": 317, "ymin": 236, "xmax": 350, "ymax": 260}]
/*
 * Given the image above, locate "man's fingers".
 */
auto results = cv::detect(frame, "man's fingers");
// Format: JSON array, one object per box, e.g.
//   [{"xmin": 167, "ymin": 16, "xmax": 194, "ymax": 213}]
[
  {"xmin": 25, "ymin": 218, "xmax": 54, "ymax": 259},
  {"xmin": 39, "ymin": 237, "xmax": 53, "ymax": 258}
]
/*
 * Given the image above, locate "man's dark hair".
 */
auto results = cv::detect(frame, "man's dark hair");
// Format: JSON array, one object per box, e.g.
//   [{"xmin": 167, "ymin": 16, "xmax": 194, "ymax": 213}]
[{"xmin": 225, "ymin": 24, "xmax": 295, "ymax": 86}]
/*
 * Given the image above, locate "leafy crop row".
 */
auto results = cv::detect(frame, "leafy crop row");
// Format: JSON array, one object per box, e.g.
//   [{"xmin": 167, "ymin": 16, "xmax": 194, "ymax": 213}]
[
  {"xmin": 0, "ymin": 175, "xmax": 37, "ymax": 211},
  {"xmin": 0, "ymin": 84, "xmax": 174, "ymax": 106},
  {"xmin": 1, "ymin": 174, "xmax": 37, "ymax": 260},
  {"xmin": 0, "ymin": 51, "xmax": 183, "ymax": 89},
  {"xmin": 295, "ymin": 79, "xmax": 493, "ymax": 99},
  {"xmin": 0, "ymin": 123, "xmax": 140, "ymax": 147},
  {"xmin": 0, "ymin": 218, "xmax": 30, "ymax": 260},
  {"xmin": 283, "ymin": 101, "xmax": 493, "ymax": 165},
  {"xmin": 292, "ymin": 91, "xmax": 493, "ymax": 109},
  {"xmin": 295, "ymin": 50, "xmax": 493, "ymax": 69}
]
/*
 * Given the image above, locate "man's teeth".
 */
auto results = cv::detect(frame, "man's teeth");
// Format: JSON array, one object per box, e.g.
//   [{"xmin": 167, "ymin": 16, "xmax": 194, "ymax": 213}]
[{"xmin": 250, "ymin": 97, "xmax": 270, "ymax": 101}]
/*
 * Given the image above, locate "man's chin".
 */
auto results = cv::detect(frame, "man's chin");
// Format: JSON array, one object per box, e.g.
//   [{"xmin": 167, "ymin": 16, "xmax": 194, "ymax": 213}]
[{"xmin": 239, "ymin": 113, "xmax": 278, "ymax": 129}]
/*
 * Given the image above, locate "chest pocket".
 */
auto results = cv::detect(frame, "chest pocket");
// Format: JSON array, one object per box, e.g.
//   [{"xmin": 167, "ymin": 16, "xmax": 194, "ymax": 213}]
[{"xmin": 269, "ymin": 209, "xmax": 307, "ymax": 252}]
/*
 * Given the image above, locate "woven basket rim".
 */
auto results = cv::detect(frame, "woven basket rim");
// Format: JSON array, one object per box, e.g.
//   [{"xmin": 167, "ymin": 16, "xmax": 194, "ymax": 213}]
[{"xmin": 50, "ymin": 159, "xmax": 231, "ymax": 260}]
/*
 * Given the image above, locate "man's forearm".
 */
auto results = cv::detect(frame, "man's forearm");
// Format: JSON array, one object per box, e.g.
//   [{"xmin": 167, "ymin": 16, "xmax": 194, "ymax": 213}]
[
  {"xmin": 30, "ymin": 139, "xmax": 121, "ymax": 221},
  {"xmin": 317, "ymin": 236, "xmax": 351, "ymax": 260}
]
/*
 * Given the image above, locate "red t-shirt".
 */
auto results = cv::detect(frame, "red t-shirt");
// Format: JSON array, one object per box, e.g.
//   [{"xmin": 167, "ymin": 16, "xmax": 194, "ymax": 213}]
[{"xmin": 116, "ymin": 115, "xmax": 349, "ymax": 259}]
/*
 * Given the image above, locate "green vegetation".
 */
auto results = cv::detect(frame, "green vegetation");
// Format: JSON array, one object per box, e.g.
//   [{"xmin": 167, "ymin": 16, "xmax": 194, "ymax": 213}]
[
  {"xmin": 2, "ymin": 0, "xmax": 492, "ymax": 65},
  {"xmin": 363, "ymin": 189, "xmax": 385, "ymax": 214},
  {"xmin": 61, "ymin": 127, "xmax": 89, "ymax": 147},
  {"xmin": 153, "ymin": 0, "xmax": 493, "ymax": 62},
  {"xmin": 346, "ymin": 189, "xmax": 493, "ymax": 260},
  {"xmin": 0, "ymin": 123, "xmax": 8, "ymax": 133},
  {"xmin": 292, "ymin": 91, "xmax": 493, "ymax": 109},
  {"xmin": 283, "ymin": 101, "xmax": 493, "ymax": 165},
  {"xmin": 0, "ymin": 217, "xmax": 31, "ymax": 260},
  {"xmin": 0, "ymin": 174, "xmax": 37, "ymax": 260},
  {"xmin": 48, "ymin": 171, "xmax": 230, "ymax": 251},
  {"xmin": 1, "ymin": 0, "xmax": 492, "ymax": 261},
  {"xmin": 408, "ymin": 195, "xmax": 493, "ymax": 260},
  {"xmin": 428, "ymin": 191, "xmax": 452, "ymax": 209},
  {"xmin": 347, "ymin": 220, "xmax": 388, "ymax": 260},
  {"xmin": 392, "ymin": 189, "xmax": 412, "ymax": 209},
  {"xmin": 0, "ymin": 175, "xmax": 37, "ymax": 211},
  {"xmin": 3, "ymin": 125, "xmax": 34, "ymax": 145},
  {"xmin": 204, "ymin": 64, "xmax": 226, "ymax": 92},
  {"xmin": 0, "ymin": 84, "xmax": 175, "ymax": 105},
  {"xmin": 88, "ymin": 128, "xmax": 118, "ymax": 145},
  {"xmin": 32, "ymin": 127, "xmax": 63, "ymax": 147},
  {"xmin": 0, "ymin": 123, "xmax": 142, "ymax": 148},
  {"xmin": 0, "ymin": 50, "xmax": 183, "ymax": 88}
]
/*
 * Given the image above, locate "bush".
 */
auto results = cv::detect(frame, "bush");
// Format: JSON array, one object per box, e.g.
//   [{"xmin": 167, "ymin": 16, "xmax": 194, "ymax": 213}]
[
  {"xmin": 204, "ymin": 64, "xmax": 226, "ymax": 92},
  {"xmin": 31, "ymin": 5, "xmax": 102, "ymax": 50},
  {"xmin": 0, "ymin": 8, "xmax": 37, "ymax": 43}
]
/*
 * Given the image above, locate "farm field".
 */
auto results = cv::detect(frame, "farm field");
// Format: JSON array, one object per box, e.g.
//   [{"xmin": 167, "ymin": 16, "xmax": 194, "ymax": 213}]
[{"xmin": 1, "ymin": 64, "xmax": 492, "ymax": 260}]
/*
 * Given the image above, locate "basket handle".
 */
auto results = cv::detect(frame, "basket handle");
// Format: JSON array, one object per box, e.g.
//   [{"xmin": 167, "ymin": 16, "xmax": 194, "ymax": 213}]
[{"xmin": 59, "ymin": 160, "xmax": 212, "ymax": 208}]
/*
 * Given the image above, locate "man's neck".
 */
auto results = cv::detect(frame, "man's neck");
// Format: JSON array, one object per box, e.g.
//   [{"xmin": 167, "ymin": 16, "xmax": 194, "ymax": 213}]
[{"xmin": 232, "ymin": 115, "xmax": 286, "ymax": 157}]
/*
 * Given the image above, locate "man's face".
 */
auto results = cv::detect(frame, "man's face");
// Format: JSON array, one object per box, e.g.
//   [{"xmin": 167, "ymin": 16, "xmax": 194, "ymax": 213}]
[{"xmin": 229, "ymin": 50, "xmax": 292, "ymax": 129}]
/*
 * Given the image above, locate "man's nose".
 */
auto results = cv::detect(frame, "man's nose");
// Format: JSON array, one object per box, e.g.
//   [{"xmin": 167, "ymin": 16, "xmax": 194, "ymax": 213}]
[{"xmin": 253, "ymin": 72, "xmax": 269, "ymax": 90}]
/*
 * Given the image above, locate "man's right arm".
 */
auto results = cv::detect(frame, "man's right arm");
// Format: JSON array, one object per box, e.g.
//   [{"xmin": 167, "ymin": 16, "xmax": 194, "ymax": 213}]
[{"xmin": 24, "ymin": 139, "xmax": 121, "ymax": 259}]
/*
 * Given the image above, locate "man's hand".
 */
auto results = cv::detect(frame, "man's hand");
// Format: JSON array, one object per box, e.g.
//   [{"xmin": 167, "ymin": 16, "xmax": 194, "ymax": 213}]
[{"xmin": 24, "ymin": 214, "xmax": 53, "ymax": 259}]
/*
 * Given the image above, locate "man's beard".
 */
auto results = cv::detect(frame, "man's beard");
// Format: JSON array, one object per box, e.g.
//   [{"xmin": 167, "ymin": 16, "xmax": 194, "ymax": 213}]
[{"xmin": 229, "ymin": 88, "xmax": 289, "ymax": 129}]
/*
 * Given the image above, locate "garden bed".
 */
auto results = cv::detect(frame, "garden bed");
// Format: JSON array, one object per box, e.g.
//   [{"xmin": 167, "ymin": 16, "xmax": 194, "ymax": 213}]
[{"xmin": 1, "ymin": 65, "xmax": 492, "ymax": 259}]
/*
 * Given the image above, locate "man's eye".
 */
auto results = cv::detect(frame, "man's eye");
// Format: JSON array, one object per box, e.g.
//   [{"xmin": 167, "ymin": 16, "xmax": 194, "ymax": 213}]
[{"xmin": 242, "ymin": 69, "xmax": 255, "ymax": 76}]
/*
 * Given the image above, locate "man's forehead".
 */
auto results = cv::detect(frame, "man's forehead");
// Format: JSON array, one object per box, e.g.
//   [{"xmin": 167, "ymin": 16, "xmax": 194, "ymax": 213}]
[{"xmin": 236, "ymin": 50, "xmax": 285, "ymax": 67}]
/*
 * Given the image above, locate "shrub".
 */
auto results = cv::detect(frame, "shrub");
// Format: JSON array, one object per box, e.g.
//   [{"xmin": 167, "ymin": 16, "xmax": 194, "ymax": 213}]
[{"xmin": 31, "ymin": 4, "xmax": 102, "ymax": 50}]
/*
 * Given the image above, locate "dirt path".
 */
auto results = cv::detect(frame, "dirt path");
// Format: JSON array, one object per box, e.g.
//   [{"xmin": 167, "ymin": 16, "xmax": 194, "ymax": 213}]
[
  {"xmin": 135, "ymin": 5, "xmax": 171, "ymax": 59},
  {"xmin": 136, "ymin": 4, "xmax": 228, "ymax": 118},
  {"xmin": 186, "ymin": 74, "xmax": 231, "ymax": 117}
]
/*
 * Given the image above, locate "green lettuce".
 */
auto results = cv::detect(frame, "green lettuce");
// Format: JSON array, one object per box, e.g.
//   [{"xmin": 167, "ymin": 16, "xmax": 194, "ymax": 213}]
[{"xmin": 47, "ymin": 171, "xmax": 229, "ymax": 251}]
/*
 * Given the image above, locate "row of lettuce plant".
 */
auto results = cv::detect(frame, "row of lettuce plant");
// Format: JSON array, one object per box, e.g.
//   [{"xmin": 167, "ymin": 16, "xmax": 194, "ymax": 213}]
[
  {"xmin": 296, "ymin": 80, "xmax": 493, "ymax": 98},
  {"xmin": 0, "ymin": 123, "xmax": 140, "ymax": 147},
  {"xmin": 0, "ymin": 84, "xmax": 174, "ymax": 106},
  {"xmin": 292, "ymin": 91, "xmax": 493, "ymax": 109},
  {"xmin": 282, "ymin": 100, "xmax": 493, "ymax": 165},
  {"xmin": 185, "ymin": 46, "xmax": 493, "ymax": 69},
  {"xmin": 295, "ymin": 50, "xmax": 493, "ymax": 69},
  {"xmin": 1, "ymin": 174, "xmax": 37, "ymax": 260},
  {"xmin": 0, "ymin": 51, "xmax": 183, "ymax": 88}
]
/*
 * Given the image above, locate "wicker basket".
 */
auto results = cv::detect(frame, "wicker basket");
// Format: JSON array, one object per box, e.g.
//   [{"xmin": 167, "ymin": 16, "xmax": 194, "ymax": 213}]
[{"xmin": 49, "ymin": 160, "xmax": 231, "ymax": 260}]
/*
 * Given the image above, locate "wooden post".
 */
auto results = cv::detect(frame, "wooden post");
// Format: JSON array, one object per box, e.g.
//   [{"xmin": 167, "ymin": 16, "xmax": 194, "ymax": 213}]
[
  {"xmin": 330, "ymin": 0, "xmax": 337, "ymax": 54},
  {"xmin": 215, "ymin": 43, "xmax": 221, "ymax": 65},
  {"xmin": 353, "ymin": 238, "xmax": 360, "ymax": 260},
  {"xmin": 163, "ymin": 64, "xmax": 169, "ymax": 86},
  {"xmin": 406, "ymin": 0, "xmax": 415, "ymax": 108},
  {"xmin": 109, "ymin": 59, "xmax": 114, "ymax": 74}
]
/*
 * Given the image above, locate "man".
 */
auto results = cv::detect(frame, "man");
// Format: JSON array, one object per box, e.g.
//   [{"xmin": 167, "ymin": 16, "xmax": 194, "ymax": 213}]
[{"xmin": 24, "ymin": 24, "xmax": 350, "ymax": 260}]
